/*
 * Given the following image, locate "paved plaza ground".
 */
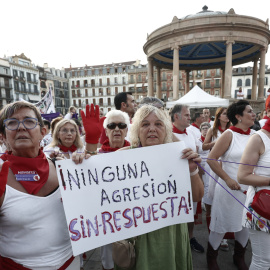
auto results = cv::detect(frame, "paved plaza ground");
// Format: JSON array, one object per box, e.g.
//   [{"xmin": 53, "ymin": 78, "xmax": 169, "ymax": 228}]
[{"xmin": 82, "ymin": 211, "xmax": 252, "ymax": 270}]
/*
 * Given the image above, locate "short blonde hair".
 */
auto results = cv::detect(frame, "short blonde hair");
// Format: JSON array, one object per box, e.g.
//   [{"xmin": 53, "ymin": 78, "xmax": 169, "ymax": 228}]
[
  {"xmin": 130, "ymin": 105, "xmax": 173, "ymax": 147},
  {"xmin": 48, "ymin": 119, "xmax": 83, "ymax": 149}
]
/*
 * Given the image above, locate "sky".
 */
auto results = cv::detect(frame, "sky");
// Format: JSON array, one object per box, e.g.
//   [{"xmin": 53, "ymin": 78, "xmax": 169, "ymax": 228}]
[{"xmin": 1, "ymin": 0, "xmax": 270, "ymax": 69}]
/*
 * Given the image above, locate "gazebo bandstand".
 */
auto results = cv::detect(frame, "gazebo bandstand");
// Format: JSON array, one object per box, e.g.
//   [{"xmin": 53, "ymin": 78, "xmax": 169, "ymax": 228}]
[{"xmin": 143, "ymin": 6, "xmax": 270, "ymax": 103}]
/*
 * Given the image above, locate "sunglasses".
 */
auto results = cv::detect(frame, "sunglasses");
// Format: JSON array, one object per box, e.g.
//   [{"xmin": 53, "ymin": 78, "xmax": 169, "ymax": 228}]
[{"xmin": 107, "ymin": 122, "xmax": 127, "ymax": 130}]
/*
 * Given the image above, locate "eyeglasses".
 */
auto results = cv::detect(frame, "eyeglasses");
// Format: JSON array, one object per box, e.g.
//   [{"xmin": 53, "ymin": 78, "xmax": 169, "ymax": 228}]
[
  {"xmin": 4, "ymin": 117, "xmax": 40, "ymax": 131},
  {"xmin": 60, "ymin": 128, "xmax": 77, "ymax": 134},
  {"xmin": 107, "ymin": 122, "xmax": 127, "ymax": 130}
]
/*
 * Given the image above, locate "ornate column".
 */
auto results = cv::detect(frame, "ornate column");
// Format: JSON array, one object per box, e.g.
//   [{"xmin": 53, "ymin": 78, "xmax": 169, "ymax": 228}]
[
  {"xmin": 156, "ymin": 66, "xmax": 161, "ymax": 99},
  {"xmin": 147, "ymin": 57, "xmax": 154, "ymax": 97},
  {"xmin": 221, "ymin": 68, "xmax": 225, "ymax": 98},
  {"xmin": 258, "ymin": 47, "xmax": 266, "ymax": 100},
  {"xmin": 251, "ymin": 59, "xmax": 258, "ymax": 100},
  {"xmin": 185, "ymin": 70, "xmax": 190, "ymax": 93},
  {"xmin": 172, "ymin": 45, "xmax": 179, "ymax": 100},
  {"xmin": 224, "ymin": 40, "xmax": 234, "ymax": 99}
]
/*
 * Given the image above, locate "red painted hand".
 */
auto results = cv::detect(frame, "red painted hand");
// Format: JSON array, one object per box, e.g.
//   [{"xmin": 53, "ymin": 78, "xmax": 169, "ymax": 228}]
[{"xmin": 80, "ymin": 104, "xmax": 105, "ymax": 144}]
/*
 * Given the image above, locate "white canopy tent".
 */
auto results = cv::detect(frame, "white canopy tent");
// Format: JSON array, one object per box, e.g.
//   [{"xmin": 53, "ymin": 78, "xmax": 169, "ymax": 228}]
[{"xmin": 166, "ymin": 85, "xmax": 229, "ymax": 109}]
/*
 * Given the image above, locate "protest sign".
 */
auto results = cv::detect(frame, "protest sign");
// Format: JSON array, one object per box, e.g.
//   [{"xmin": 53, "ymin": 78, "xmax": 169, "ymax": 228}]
[
  {"xmin": 56, "ymin": 141, "xmax": 194, "ymax": 256},
  {"xmin": 35, "ymin": 87, "xmax": 54, "ymax": 113}
]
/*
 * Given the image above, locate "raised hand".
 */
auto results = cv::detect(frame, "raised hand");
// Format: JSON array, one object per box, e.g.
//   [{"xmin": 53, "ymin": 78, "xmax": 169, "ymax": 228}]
[
  {"xmin": 80, "ymin": 104, "xmax": 105, "ymax": 144},
  {"xmin": 0, "ymin": 161, "xmax": 10, "ymax": 198}
]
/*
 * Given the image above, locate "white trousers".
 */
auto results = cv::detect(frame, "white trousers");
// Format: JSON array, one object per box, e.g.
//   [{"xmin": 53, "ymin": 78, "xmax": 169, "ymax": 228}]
[
  {"xmin": 209, "ymin": 227, "xmax": 249, "ymax": 250},
  {"xmin": 249, "ymin": 229, "xmax": 270, "ymax": 270}
]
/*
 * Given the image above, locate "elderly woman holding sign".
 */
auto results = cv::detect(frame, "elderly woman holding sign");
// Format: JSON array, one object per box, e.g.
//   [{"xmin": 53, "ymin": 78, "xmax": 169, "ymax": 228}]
[
  {"xmin": 81, "ymin": 104, "xmax": 203, "ymax": 270},
  {"xmin": 0, "ymin": 101, "xmax": 88, "ymax": 269}
]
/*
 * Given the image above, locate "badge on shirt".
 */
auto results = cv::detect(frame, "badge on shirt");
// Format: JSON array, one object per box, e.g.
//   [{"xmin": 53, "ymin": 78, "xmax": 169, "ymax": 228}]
[{"xmin": 15, "ymin": 171, "xmax": 40, "ymax": 181}]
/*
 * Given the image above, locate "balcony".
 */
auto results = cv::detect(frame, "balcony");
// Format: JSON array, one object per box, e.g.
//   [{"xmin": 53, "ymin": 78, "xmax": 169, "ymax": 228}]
[
  {"xmin": 27, "ymin": 78, "xmax": 38, "ymax": 84},
  {"xmin": 0, "ymin": 70, "xmax": 12, "ymax": 78},
  {"xmin": 0, "ymin": 82, "xmax": 12, "ymax": 89}
]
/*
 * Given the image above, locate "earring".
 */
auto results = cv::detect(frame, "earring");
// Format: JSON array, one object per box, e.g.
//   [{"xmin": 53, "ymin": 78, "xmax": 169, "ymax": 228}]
[{"xmin": 239, "ymin": 119, "xmax": 242, "ymax": 123}]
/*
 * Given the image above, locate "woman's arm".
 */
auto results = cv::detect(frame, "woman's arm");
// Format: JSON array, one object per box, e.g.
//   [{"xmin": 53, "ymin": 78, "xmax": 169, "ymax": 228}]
[
  {"xmin": 0, "ymin": 161, "xmax": 10, "ymax": 207},
  {"xmin": 238, "ymin": 133, "xmax": 270, "ymax": 186},
  {"xmin": 202, "ymin": 128, "xmax": 215, "ymax": 150},
  {"xmin": 207, "ymin": 131, "xmax": 240, "ymax": 190},
  {"xmin": 182, "ymin": 148, "xmax": 204, "ymax": 202},
  {"xmin": 190, "ymin": 173, "xmax": 204, "ymax": 202}
]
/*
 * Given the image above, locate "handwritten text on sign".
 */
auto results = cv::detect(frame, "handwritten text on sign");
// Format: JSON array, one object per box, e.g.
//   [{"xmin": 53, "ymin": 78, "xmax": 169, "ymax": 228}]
[{"xmin": 56, "ymin": 142, "xmax": 194, "ymax": 256}]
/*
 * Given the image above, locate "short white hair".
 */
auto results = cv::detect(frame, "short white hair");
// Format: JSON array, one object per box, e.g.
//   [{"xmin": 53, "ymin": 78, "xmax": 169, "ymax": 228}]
[{"xmin": 103, "ymin": 110, "xmax": 130, "ymax": 129}]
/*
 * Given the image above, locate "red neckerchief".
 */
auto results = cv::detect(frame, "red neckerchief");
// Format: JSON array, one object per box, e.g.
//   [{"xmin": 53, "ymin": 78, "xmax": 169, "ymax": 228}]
[
  {"xmin": 262, "ymin": 119, "xmax": 270, "ymax": 132},
  {"xmin": 229, "ymin": 126, "xmax": 251, "ymax": 135},
  {"xmin": 208, "ymin": 119, "xmax": 211, "ymax": 123},
  {"xmin": 263, "ymin": 116, "xmax": 270, "ymax": 120},
  {"xmin": 0, "ymin": 149, "xmax": 49, "ymax": 195},
  {"xmin": 172, "ymin": 125, "xmax": 187, "ymax": 135},
  {"xmin": 200, "ymin": 135, "xmax": 205, "ymax": 142},
  {"xmin": 192, "ymin": 123, "xmax": 200, "ymax": 129},
  {"xmin": 59, "ymin": 144, "xmax": 77, "ymax": 153},
  {"xmin": 100, "ymin": 139, "xmax": 130, "ymax": 153},
  {"xmin": 218, "ymin": 126, "xmax": 225, "ymax": 133}
]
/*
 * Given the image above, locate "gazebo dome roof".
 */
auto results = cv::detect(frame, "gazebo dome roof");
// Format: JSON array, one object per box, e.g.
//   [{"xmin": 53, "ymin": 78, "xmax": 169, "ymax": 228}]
[
  {"xmin": 143, "ymin": 7, "xmax": 270, "ymax": 70},
  {"xmin": 181, "ymin": 6, "xmax": 227, "ymax": 20}
]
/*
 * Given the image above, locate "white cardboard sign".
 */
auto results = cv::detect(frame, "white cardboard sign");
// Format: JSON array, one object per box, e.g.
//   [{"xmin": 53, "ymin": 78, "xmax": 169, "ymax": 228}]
[{"xmin": 56, "ymin": 141, "xmax": 194, "ymax": 256}]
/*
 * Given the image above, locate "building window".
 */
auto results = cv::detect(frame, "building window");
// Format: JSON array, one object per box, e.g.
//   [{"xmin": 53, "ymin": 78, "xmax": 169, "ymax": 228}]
[
  {"xmin": 162, "ymin": 72, "xmax": 166, "ymax": 80},
  {"xmin": 265, "ymin": 77, "xmax": 268, "ymax": 85},
  {"xmin": 237, "ymin": 79, "xmax": 242, "ymax": 87},
  {"xmin": 162, "ymin": 82, "xmax": 166, "ymax": 91},
  {"xmin": 245, "ymin": 78, "xmax": 251, "ymax": 87},
  {"xmin": 206, "ymin": 70, "xmax": 211, "ymax": 77},
  {"xmin": 205, "ymin": 80, "xmax": 210, "ymax": 88},
  {"xmin": 216, "ymin": 69, "xmax": 220, "ymax": 76},
  {"xmin": 215, "ymin": 79, "xmax": 220, "ymax": 87},
  {"xmin": 215, "ymin": 90, "xmax": 219, "ymax": 96}
]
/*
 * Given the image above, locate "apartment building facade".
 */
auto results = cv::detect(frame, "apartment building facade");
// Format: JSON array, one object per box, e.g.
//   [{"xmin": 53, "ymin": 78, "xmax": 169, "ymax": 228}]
[
  {"xmin": 232, "ymin": 65, "xmax": 270, "ymax": 99},
  {"xmin": 0, "ymin": 58, "xmax": 13, "ymax": 109},
  {"xmin": 8, "ymin": 53, "xmax": 40, "ymax": 103},
  {"xmin": 66, "ymin": 61, "xmax": 137, "ymax": 114}
]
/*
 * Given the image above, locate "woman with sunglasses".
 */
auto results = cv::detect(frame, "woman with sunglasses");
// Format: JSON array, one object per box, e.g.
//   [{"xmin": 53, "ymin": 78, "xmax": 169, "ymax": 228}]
[
  {"xmin": 0, "ymin": 101, "xmax": 89, "ymax": 269},
  {"xmin": 99, "ymin": 110, "xmax": 130, "ymax": 154}
]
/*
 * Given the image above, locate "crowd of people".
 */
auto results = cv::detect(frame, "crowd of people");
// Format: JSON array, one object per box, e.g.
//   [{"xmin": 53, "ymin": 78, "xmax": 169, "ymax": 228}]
[{"xmin": 0, "ymin": 91, "xmax": 269, "ymax": 270}]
